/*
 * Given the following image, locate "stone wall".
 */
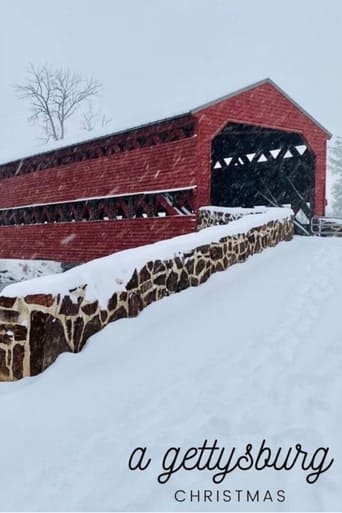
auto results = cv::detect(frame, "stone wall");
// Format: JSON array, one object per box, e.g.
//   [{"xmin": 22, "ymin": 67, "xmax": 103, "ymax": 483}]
[
  {"xmin": 0, "ymin": 216, "xmax": 293, "ymax": 381},
  {"xmin": 198, "ymin": 207, "xmax": 266, "ymax": 230}
]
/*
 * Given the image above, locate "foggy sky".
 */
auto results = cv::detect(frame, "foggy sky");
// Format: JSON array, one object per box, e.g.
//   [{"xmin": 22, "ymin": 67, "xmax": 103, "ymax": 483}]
[{"xmin": 1, "ymin": 0, "xmax": 342, "ymax": 163}]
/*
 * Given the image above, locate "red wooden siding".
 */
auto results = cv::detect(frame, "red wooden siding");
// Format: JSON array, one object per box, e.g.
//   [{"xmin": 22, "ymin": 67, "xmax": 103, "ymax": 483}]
[
  {"xmin": 0, "ymin": 138, "xmax": 197, "ymax": 209},
  {"xmin": 0, "ymin": 217, "xmax": 197, "ymax": 263},
  {"xmin": 194, "ymin": 81, "xmax": 328, "ymax": 215},
  {"xmin": 0, "ymin": 80, "xmax": 329, "ymax": 262}
]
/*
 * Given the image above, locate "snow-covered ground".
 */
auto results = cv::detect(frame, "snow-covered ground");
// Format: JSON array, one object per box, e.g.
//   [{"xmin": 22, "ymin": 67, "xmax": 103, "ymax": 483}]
[
  {"xmin": 0, "ymin": 259, "xmax": 62, "ymax": 292},
  {"xmin": 0, "ymin": 236, "xmax": 341, "ymax": 511}
]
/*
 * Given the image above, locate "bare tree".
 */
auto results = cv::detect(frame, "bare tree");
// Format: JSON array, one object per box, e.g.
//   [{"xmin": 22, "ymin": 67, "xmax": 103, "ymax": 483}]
[{"xmin": 14, "ymin": 64, "xmax": 101, "ymax": 141}]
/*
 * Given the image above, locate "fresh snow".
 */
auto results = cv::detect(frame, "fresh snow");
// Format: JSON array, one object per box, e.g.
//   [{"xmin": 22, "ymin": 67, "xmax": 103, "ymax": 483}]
[
  {"xmin": 200, "ymin": 205, "xmax": 269, "ymax": 215},
  {"xmin": 2, "ymin": 208, "xmax": 292, "ymax": 307},
  {"xmin": 0, "ymin": 259, "xmax": 62, "ymax": 292},
  {"xmin": 0, "ymin": 236, "xmax": 341, "ymax": 511}
]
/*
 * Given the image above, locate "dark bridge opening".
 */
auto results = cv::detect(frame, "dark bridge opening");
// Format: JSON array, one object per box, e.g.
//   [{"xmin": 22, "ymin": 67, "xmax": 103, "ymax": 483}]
[{"xmin": 211, "ymin": 122, "xmax": 315, "ymax": 223}]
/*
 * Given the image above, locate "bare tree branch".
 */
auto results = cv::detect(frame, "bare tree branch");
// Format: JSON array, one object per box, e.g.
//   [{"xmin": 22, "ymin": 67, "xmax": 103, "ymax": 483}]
[
  {"xmin": 81, "ymin": 101, "xmax": 112, "ymax": 132},
  {"xmin": 14, "ymin": 64, "xmax": 102, "ymax": 141}
]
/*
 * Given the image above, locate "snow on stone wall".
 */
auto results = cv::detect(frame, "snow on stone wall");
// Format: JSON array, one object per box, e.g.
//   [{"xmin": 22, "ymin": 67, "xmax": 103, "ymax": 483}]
[
  {"xmin": 0, "ymin": 259, "xmax": 62, "ymax": 292},
  {"xmin": 198, "ymin": 205, "xmax": 269, "ymax": 230},
  {"xmin": 0, "ymin": 208, "xmax": 293, "ymax": 381}
]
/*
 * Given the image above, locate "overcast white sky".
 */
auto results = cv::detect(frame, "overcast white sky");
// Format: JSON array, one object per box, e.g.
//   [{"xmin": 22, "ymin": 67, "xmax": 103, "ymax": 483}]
[{"xmin": 1, "ymin": 0, "xmax": 342, "ymax": 164}]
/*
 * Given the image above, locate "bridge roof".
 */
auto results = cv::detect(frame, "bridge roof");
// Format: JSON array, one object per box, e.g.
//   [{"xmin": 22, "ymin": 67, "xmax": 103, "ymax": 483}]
[{"xmin": 0, "ymin": 78, "xmax": 330, "ymax": 168}]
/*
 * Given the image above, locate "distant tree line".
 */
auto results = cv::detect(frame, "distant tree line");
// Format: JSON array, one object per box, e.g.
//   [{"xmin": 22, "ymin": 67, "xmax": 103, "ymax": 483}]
[{"xmin": 329, "ymin": 136, "xmax": 342, "ymax": 216}]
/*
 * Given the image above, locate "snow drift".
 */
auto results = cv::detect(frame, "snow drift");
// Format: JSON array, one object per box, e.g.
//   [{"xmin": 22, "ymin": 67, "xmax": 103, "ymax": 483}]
[
  {"xmin": 0, "ymin": 236, "xmax": 340, "ymax": 511},
  {"xmin": 3, "ymin": 207, "xmax": 292, "ymax": 306}
]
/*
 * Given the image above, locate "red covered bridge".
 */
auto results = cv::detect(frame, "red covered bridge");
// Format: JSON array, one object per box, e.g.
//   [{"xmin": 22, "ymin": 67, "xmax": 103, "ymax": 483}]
[{"xmin": 0, "ymin": 79, "xmax": 330, "ymax": 263}]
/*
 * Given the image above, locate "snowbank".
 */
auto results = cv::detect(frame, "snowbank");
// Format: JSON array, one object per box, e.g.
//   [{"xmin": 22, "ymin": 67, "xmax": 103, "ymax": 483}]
[
  {"xmin": 0, "ymin": 236, "xmax": 340, "ymax": 510},
  {"xmin": 200, "ymin": 205, "xmax": 268, "ymax": 215},
  {"xmin": 3, "ymin": 207, "xmax": 292, "ymax": 307},
  {"xmin": 0, "ymin": 207, "xmax": 293, "ymax": 380},
  {"xmin": 0, "ymin": 259, "xmax": 62, "ymax": 291}
]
